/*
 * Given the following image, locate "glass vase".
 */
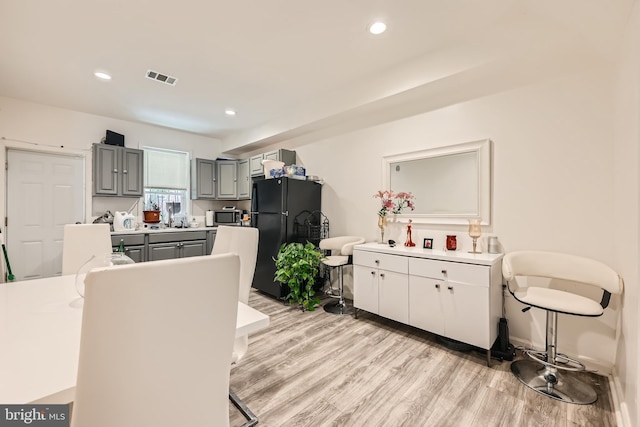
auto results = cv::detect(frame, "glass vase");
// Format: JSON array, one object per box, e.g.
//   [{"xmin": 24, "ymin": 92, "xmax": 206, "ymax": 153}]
[
  {"xmin": 75, "ymin": 252, "xmax": 135, "ymax": 297},
  {"xmin": 377, "ymin": 215, "xmax": 388, "ymax": 243}
]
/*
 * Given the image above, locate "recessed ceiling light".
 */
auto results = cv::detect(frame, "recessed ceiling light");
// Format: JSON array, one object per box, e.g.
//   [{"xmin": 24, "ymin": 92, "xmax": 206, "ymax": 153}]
[
  {"xmin": 225, "ymin": 109, "xmax": 236, "ymax": 116},
  {"xmin": 94, "ymin": 71, "xmax": 112, "ymax": 80},
  {"xmin": 368, "ymin": 21, "xmax": 387, "ymax": 35}
]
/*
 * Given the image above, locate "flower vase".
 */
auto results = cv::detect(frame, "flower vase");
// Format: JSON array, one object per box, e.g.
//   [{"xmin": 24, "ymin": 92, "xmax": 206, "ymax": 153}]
[{"xmin": 377, "ymin": 215, "xmax": 388, "ymax": 243}]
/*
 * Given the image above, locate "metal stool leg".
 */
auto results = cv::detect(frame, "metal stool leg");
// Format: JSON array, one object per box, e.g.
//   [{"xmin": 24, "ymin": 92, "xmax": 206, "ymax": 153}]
[
  {"xmin": 324, "ymin": 265, "xmax": 353, "ymax": 315},
  {"xmin": 511, "ymin": 311, "xmax": 597, "ymax": 404},
  {"xmin": 230, "ymin": 389, "xmax": 258, "ymax": 427}
]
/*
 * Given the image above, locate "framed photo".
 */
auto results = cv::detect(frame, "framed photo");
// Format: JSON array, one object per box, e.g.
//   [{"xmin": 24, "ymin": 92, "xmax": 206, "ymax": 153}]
[{"xmin": 423, "ymin": 238, "xmax": 433, "ymax": 249}]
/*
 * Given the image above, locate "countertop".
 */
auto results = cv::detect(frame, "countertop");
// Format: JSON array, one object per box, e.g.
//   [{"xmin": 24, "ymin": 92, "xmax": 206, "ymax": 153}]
[
  {"xmin": 111, "ymin": 226, "xmax": 218, "ymax": 235},
  {"xmin": 354, "ymin": 242, "xmax": 503, "ymax": 266}
]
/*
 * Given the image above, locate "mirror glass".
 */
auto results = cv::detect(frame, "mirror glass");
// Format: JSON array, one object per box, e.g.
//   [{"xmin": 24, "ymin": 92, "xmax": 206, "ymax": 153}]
[{"xmin": 383, "ymin": 139, "xmax": 491, "ymax": 225}]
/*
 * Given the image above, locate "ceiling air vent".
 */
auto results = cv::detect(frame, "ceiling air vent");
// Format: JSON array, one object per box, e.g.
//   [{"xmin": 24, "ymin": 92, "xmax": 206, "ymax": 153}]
[{"xmin": 145, "ymin": 70, "xmax": 178, "ymax": 86}]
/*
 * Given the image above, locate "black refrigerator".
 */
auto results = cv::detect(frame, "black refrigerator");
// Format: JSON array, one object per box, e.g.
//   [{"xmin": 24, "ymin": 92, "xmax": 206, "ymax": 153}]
[{"xmin": 251, "ymin": 177, "xmax": 322, "ymax": 299}]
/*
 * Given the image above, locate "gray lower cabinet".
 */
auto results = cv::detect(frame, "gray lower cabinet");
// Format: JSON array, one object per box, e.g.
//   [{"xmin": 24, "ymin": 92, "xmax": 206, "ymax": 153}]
[
  {"xmin": 206, "ymin": 229, "xmax": 217, "ymax": 254},
  {"xmin": 147, "ymin": 231, "xmax": 208, "ymax": 261},
  {"xmin": 111, "ymin": 234, "xmax": 146, "ymax": 263}
]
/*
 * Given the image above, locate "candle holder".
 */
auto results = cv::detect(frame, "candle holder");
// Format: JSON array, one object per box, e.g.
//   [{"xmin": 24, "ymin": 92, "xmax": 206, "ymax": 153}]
[{"xmin": 468, "ymin": 219, "xmax": 482, "ymax": 254}]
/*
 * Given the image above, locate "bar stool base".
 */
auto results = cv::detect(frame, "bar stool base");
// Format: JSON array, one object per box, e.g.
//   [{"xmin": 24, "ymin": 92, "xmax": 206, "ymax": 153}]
[
  {"xmin": 511, "ymin": 359, "xmax": 597, "ymax": 405},
  {"xmin": 324, "ymin": 299, "xmax": 354, "ymax": 315}
]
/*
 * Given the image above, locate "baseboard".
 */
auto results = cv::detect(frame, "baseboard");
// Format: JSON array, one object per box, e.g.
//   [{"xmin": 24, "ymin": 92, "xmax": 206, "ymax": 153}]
[{"xmin": 611, "ymin": 369, "xmax": 632, "ymax": 427}]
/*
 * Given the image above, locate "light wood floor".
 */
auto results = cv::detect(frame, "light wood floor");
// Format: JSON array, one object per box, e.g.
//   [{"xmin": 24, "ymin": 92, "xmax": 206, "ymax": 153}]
[{"xmin": 230, "ymin": 290, "xmax": 616, "ymax": 427}]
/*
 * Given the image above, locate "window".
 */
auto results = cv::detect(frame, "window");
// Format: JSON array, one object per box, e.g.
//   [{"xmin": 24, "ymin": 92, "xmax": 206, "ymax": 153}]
[{"xmin": 143, "ymin": 147, "xmax": 190, "ymax": 224}]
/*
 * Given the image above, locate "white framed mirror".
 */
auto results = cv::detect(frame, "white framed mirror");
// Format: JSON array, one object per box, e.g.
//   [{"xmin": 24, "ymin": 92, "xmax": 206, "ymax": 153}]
[{"xmin": 382, "ymin": 139, "xmax": 492, "ymax": 225}]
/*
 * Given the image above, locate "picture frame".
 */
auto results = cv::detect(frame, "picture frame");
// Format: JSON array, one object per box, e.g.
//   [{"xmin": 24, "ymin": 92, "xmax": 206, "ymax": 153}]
[{"xmin": 423, "ymin": 238, "xmax": 433, "ymax": 249}]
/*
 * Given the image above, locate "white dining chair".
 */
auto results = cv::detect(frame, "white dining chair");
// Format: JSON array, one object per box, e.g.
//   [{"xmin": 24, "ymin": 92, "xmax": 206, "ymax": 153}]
[
  {"xmin": 61, "ymin": 223, "xmax": 112, "ymax": 275},
  {"xmin": 70, "ymin": 254, "xmax": 240, "ymax": 427},
  {"xmin": 211, "ymin": 225, "xmax": 259, "ymax": 426}
]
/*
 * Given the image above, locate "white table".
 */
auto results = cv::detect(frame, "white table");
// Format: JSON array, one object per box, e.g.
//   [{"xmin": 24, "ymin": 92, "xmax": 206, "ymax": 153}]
[{"xmin": 0, "ymin": 275, "xmax": 269, "ymax": 404}]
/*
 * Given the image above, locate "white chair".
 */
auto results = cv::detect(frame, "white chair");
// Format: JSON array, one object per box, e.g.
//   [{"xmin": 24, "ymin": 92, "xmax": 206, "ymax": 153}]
[
  {"xmin": 61, "ymin": 224, "xmax": 112, "ymax": 275},
  {"xmin": 319, "ymin": 236, "xmax": 365, "ymax": 314},
  {"xmin": 70, "ymin": 254, "xmax": 240, "ymax": 427},
  {"xmin": 211, "ymin": 225, "xmax": 259, "ymax": 426},
  {"xmin": 502, "ymin": 250, "xmax": 623, "ymax": 404}
]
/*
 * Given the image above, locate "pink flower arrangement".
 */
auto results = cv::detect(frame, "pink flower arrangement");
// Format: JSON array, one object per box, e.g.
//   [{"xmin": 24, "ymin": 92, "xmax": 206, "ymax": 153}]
[{"xmin": 374, "ymin": 190, "xmax": 415, "ymax": 217}]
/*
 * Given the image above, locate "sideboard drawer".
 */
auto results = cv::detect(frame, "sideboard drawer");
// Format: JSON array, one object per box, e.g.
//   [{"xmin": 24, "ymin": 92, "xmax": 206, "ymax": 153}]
[
  {"xmin": 409, "ymin": 258, "xmax": 490, "ymax": 287},
  {"xmin": 353, "ymin": 250, "xmax": 408, "ymax": 274}
]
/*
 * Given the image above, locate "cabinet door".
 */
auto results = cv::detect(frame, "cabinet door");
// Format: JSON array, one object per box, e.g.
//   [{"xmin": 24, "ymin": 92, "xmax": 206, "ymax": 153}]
[
  {"xmin": 442, "ymin": 282, "xmax": 490, "ymax": 349},
  {"xmin": 93, "ymin": 144, "xmax": 119, "ymax": 195},
  {"xmin": 216, "ymin": 160, "xmax": 238, "ymax": 199},
  {"xmin": 192, "ymin": 159, "xmax": 216, "ymax": 199},
  {"xmin": 148, "ymin": 243, "xmax": 180, "ymax": 261},
  {"xmin": 409, "ymin": 275, "xmax": 445, "ymax": 336},
  {"xmin": 182, "ymin": 240, "xmax": 207, "ymax": 258},
  {"xmin": 121, "ymin": 148, "xmax": 143, "ymax": 196},
  {"xmin": 250, "ymin": 154, "xmax": 264, "ymax": 176},
  {"xmin": 263, "ymin": 150, "xmax": 279, "ymax": 161},
  {"xmin": 378, "ymin": 270, "xmax": 409, "ymax": 323},
  {"xmin": 206, "ymin": 230, "xmax": 217, "ymax": 254},
  {"xmin": 237, "ymin": 159, "xmax": 250, "ymax": 199},
  {"xmin": 123, "ymin": 246, "xmax": 145, "ymax": 263},
  {"xmin": 353, "ymin": 265, "xmax": 379, "ymax": 314}
]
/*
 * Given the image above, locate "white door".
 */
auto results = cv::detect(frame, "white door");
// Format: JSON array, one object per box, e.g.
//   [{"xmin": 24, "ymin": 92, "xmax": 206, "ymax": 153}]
[{"xmin": 6, "ymin": 150, "xmax": 85, "ymax": 280}]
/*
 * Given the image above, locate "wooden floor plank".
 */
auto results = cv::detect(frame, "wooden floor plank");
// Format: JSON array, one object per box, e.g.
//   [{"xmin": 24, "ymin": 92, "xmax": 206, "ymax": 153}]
[{"xmin": 229, "ymin": 290, "xmax": 617, "ymax": 427}]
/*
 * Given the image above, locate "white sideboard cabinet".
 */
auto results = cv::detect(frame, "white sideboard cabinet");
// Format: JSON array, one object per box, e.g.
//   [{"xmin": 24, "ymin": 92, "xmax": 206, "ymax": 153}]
[{"xmin": 353, "ymin": 243, "xmax": 503, "ymax": 361}]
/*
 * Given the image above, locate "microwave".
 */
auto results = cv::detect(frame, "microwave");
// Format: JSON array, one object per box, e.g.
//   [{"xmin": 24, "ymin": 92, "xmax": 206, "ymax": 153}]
[{"xmin": 214, "ymin": 209, "xmax": 241, "ymax": 225}]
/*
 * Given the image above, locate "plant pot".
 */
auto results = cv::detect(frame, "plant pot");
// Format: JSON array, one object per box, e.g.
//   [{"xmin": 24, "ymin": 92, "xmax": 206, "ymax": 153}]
[{"xmin": 143, "ymin": 210, "xmax": 161, "ymax": 223}]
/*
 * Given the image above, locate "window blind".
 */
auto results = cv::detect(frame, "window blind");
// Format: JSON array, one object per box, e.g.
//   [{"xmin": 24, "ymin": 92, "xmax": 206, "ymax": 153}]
[{"xmin": 143, "ymin": 147, "xmax": 189, "ymax": 189}]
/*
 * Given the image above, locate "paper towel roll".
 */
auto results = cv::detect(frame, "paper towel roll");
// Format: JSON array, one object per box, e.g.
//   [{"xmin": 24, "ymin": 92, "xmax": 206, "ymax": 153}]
[{"xmin": 205, "ymin": 210, "xmax": 214, "ymax": 227}]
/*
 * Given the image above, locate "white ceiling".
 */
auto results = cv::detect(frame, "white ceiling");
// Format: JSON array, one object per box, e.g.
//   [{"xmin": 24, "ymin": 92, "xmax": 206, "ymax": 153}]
[{"xmin": 0, "ymin": 0, "xmax": 635, "ymax": 154}]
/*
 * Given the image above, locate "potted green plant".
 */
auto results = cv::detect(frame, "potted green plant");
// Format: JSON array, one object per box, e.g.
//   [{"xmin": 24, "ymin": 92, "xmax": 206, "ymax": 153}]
[
  {"xmin": 143, "ymin": 200, "xmax": 161, "ymax": 223},
  {"xmin": 274, "ymin": 241, "xmax": 323, "ymax": 311}
]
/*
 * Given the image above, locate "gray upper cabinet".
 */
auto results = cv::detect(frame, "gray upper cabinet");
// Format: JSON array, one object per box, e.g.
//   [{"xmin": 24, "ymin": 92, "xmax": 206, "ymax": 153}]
[
  {"xmin": 237, "ymin": 159, "xmax": 250, "ymax": 199},
  {"xmin": 216, "ymin": 160, "xmax": 238, "ymax": 200},
  {"xmin": 191, "ymin": 158, "xmax": 216, "ymax": 199},
  {"xmin": 93, "ymin": 144, "xmax": 143, "ymax": 197},
  {"xmin": 251, "ymin": 149, "xmax": 296, "ymax": 177},
  {"xmin": 250, "ymin": 154, "xmax": 264, "ymax": 177}
]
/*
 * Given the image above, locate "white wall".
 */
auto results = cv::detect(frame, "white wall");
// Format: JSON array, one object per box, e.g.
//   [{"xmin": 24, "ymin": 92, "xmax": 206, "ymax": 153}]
[
  {"xmin": 275, "ymin": 65, "xmax": 621, "ymax": 372},
  {"xmin": 613, "ymin": 2, "xmax": 640, "ymax": 426},
  {"xmin": 0, "ymin": 96, "xmax": 223, "ymax": 222}
]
